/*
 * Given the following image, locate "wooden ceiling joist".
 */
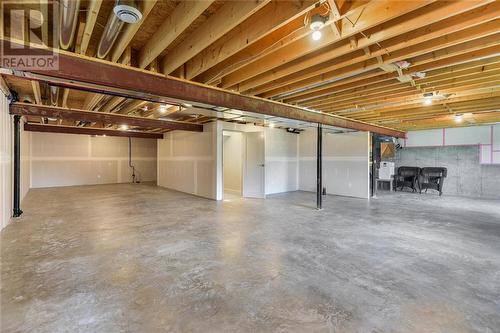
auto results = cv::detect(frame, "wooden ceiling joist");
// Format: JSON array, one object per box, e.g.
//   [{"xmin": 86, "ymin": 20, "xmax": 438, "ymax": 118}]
[
  {"xmin": 161, "ymin": 0, "xmax": 270, "ymax": 75},
  {"xmin": 184, "ymin": 0, "xmax": 317, "ymax": 80},
  {"xmin": 257, "ymin": 16, "xmax": 500, "ymax": 98},
  {"xmin": 264, "ymin": 37, "xmax": 500, "ymax": 100},
  {"xmin": 137, "ymin": 0, "xmax": 214, "ymax": 69},
  {"xmin": 24, "ymin": 123, "xmax": 163, "ymax": 139},
  {"xmin": 6, "ymin": 0, "xmax": 499, "ymax": 131},
  {"xmin": 0, "ymin": 40, "xmax": 405, "ymax": 137},
  {"xmin": 220, "ymin": 0, "xmax": 436, "ymax": 89},
  {"xmin": 77, "ymin": 0, "xmax": 102, "ymax": 55},
  {"xmin": 110, "ymin": 0, "xmax": 158, "ymax": 63},
  {"xmin": 0, "ymin": 76, "xmax": 11, "ymax": 96},
  {"xmin": 244, "ymin": 0, "xmax": 497, "ymax": 95},
  {"xmin": 9, "ymin": 103, "xmax": 203, "ymax": 132}
]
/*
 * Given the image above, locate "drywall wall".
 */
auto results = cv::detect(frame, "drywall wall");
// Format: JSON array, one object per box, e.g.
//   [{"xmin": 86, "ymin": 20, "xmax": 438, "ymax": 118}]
[
  {"xmin": 265, "ymin": 127, "xmax": 299, "ymax": 195},
  {"xmin": 223, "ymin": 131, "xmax": 242, "ymax": 195},
  {"xmin": 21, "ymin": 124, "xmax": 30, "ymax": 200},
  {"xmin": 30, "ymin": 133, "xmax": 157, "ymax": 188},
  {"xmin": 396, "ymin": 125, "xmax": 500, "ymax": 198},
  {"xmin": 220, "ymin": 122, "xmax": 299, "ymax": 196},
  {"xmin": 299, "ymin": 129, "xmax": 370, "ymax": 199},
  {"xmin": 158, "ymin": 121, "xmax": 221, "ymax": 200},
  {"xmin": 1, "ymin": 94, "xmax": 12, "ymax": 230}
]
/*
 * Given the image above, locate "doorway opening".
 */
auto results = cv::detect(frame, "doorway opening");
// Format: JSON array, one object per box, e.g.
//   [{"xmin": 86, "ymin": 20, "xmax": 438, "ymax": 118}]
[{"xmin": 222, "ymin": 130, "xmax": 265, "ymax": 200}]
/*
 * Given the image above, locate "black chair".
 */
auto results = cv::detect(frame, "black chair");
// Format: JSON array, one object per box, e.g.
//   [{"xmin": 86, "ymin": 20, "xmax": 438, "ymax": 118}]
[
  {"xmin": 394, "ymin": 166, "xmax": 420, "ymax": 192},
  {"xmin": 419, "ymin": 167, "xmax": 447, "ymax": 196}
]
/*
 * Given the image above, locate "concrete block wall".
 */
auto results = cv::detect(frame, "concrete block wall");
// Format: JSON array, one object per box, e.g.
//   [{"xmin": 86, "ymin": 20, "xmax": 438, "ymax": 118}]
[{"xmin": 396, "ymin": 146, "xmax": 500, "ymax": 198}]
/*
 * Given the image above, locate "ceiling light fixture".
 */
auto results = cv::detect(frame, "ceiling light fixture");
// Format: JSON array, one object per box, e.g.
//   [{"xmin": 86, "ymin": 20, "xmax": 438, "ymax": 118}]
[
  {"xmin": 269, "ymin": 123, "xmax": 275, "ymax": 128},
  {"xmin": 183, "ymin": 103, "xmax": 193, "ymax": 108},
  {"xmin": 423, "ymin": 92, "xmax": 434, "ymax": 105},
  {"xmin": 120, "ymin": 124, "xmax": 129, "ymax": 131},
  {"xmin": 309, "ymin": 14, "xmax": 327, "ymax": 41},
  {"xmin": 312, "ymin": 30, "xmax": 322, "ymax": 41},
  {"xmin": 159, "ymin": 104, "xmax": 168, "ymax": 113},
  {"xmin": 454, "ymin": 114, "xmax": 463, "ymax": 123}
]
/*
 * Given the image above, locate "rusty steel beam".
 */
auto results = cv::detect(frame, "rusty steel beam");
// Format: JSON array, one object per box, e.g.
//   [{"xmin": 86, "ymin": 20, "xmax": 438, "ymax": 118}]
[
  {"xmin": 24, "ymin": 123, "xmax": 164, "ymax": 139},
  {"xmin": 0, "ymin": 39, "xmax": 405, "ymax": 138},
  {"xmin": 10, "ymin": 103, "xmax": 203, "ymax": 132}
]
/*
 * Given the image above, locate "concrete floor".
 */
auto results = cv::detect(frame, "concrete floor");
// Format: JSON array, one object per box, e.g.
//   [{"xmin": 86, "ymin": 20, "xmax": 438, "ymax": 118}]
[{"xmin": 1, "ymin": 184, "xmax": 500, "ymax": 332}]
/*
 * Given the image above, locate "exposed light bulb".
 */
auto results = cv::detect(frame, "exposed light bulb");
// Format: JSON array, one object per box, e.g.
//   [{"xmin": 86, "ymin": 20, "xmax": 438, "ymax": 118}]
[
  {"xmin": 159, "ymin": 104, "xmax": 167, "ymax": 113},
  {"xmin": 312, "ymin": 30, "xmax": 322, "ymax": 41},
  {"xmin": 423, "ymin": 98, "xmax": 432, "ymax": 105},
  {"xmin": 120, "ymin": 124, "xmax": 129, "ymax": 131},
  {"xmin": 269, "ymin": 123, "xmax": 275, "ymax": 128},
  {"xmin": 454, "ymin": 114, "xmax": 463, "ymax": 123}
]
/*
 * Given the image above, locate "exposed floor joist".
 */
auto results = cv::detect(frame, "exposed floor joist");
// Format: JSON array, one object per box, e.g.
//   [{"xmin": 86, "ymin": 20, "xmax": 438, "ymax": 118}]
[
  {"xmin": 24, "ymin": 123, "xmax": 163, "ymax": 139},
  {"xmin": 0, "ymin": 39, "xmax": 405, "ymax": 138},
  {"xmin": 9, "ymin": 103, "xmax": 203, "ymax": 132}
]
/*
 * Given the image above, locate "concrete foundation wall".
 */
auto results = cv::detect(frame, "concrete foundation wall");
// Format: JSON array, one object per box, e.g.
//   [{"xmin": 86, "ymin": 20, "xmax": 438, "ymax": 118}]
[
  {"xmin": 401, "ymin": 125, "xmax": 500, "ymax": 164},
  {"xmin": 396, "ymin": 145, "xmax": 500, "ymax": 198},
  {"xmin": 30, "ymin": 133, "xmax": 157, "ymax": 188},
  {"xmin": 158, "ymin": 122, "xmax": 220, "ymax": 200}
]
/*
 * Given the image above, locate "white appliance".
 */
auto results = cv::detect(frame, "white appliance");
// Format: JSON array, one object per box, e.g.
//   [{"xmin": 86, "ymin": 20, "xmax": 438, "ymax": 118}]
[{"xmin": 379, "ymin": 162, "xmax": 395, "ymax": 180}]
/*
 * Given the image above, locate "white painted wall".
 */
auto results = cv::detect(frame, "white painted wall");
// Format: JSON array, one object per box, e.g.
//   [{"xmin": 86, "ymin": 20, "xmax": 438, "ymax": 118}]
[
  {"xmin": 0, "ymin": 95, "xmax": 31, "ymax": 230},
  {"xmin": 1, "ymin": 94, "xmax": 13, "ymax": 230},
  {"xmin": 21, "ymin": 125, "xmax": 31, "ymax": 200},
  {"xmin": 30, "ymin": 132, "xmax": 157, "ymax": 188},
  {"xmin": 299, "ymin": 129, "xmax": 370, "ymax": 199},
  {"xmin": 265, "ymin": 127, "xmax": 299, "ymax": 195},
  {"xmin": 401, "ymin": 124, "xmax": 500, "ymax": 164},
  {"xmin": 157, "ymin": 121, "xmax": 221, "ymax": 200},
  {"xmin": 223, "ymin": 131, "xmax": 242, "ymax": 195}
]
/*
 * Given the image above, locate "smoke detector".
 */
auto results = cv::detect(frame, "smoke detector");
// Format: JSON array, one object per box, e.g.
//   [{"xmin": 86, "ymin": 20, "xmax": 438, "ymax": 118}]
[{"xmin": 114, "ymin": 0, "xmax": 142, "ymax": 24}]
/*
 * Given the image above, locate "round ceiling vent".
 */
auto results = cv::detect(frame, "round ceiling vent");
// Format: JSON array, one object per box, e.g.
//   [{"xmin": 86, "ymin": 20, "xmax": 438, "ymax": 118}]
[{"xmin": 113, "ymin": 1, "xmax": 142, "ymax": 24}]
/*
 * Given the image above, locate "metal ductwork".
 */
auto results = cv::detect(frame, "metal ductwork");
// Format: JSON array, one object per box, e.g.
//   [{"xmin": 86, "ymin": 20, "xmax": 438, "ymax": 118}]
[
  {"xmin": 97, "ymin": 0, "xmax": 142, "ymax": 59},
  {"xmin": 50, "ymin": 86, "xmax": 59, "ymax": 106},
  {"xmin": 59, "ymin": 0, "xmax": 81, "ymax": 50}
]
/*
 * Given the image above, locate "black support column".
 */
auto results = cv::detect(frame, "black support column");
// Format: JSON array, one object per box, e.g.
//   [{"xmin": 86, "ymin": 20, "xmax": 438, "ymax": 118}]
[
  {"xmin": 13, "ymin": 115, "xmax": 23, "ymax": 217},
  {"xmin": 316, "ymin": 123, "xmax": 323, "ymax": 210}
]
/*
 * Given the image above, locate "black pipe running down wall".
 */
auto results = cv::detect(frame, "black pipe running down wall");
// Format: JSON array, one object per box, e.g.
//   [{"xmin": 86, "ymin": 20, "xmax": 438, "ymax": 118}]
[
  {"xmin": 128, "ymin": 137, "xmax": 137, "ymax": 183},
  {"xmin": 316, "ymin": 123, "xmax": 323, "ymax": 210},
  {"xmin": 13, "ymin": 115, "xmax": 22, "ymax": 217}
]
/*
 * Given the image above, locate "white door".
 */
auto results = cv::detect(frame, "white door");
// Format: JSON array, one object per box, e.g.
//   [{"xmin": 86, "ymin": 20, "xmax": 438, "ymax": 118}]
[{"xmin": 243, "ymin": 132, "xmax": 265, "ymax": 198}]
